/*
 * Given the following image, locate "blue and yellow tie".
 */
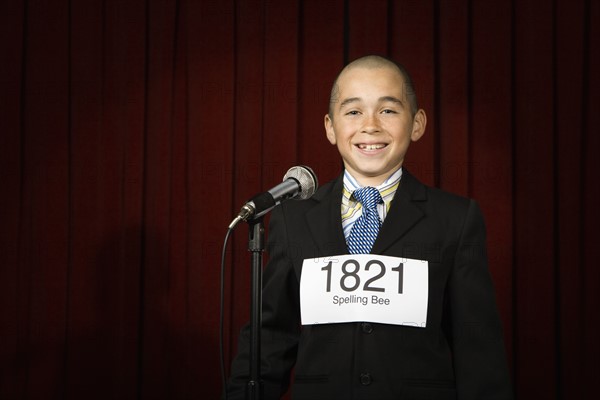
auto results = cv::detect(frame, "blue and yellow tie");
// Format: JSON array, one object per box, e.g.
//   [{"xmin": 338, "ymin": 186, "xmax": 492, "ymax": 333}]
[{"xmin": 347, "ymin": 186, "xmax": 382, "ymax": 254}]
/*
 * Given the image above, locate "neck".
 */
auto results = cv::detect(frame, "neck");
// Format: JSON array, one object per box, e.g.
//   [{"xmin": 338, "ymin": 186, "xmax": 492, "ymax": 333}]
[{"xmin": 346, "ymin": 167, "xmax": 402, "ymax": 188}]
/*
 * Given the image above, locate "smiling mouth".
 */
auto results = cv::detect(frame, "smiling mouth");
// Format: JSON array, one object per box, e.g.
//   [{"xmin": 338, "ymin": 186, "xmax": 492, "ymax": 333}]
[{"xmin": 357, "ymin": 143, "xmax": 387, "ymax": 150}]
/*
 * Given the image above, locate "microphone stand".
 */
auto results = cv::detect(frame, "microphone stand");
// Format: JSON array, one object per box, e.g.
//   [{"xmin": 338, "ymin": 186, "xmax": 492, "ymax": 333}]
[{"xmin": 246, "ymin": 218, "xmax": 264, "ymax": 400}]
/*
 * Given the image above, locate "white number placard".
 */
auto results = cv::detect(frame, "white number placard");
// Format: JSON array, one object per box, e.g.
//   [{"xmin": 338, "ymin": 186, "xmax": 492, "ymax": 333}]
[{"xmin": 300, "ymin": 254, "xmax": 428, "ymax": 328}]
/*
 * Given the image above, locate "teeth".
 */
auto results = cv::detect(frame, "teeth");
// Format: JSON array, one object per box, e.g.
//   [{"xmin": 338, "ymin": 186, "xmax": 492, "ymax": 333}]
[{"xmin": 359, "ymin": 144, "xmax": 385, "ymax": 150}]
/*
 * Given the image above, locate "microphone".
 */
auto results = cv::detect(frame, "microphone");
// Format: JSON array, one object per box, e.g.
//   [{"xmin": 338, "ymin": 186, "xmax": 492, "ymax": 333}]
[{"xmin": 228, "ymin": 165, "xmax": 318, "ymax": 229}]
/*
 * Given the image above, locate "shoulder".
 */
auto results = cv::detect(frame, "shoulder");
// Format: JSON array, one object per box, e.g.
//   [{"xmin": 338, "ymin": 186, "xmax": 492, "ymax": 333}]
[
  {"xmin": 401, "ymin": 170, "xmax": 483, "ymax": 224},
  {"xmin": 427, "ymin": 185, "xmax": 472, "ymax": 210},
  {"xmin": 279, "ymin": 174, "xmax": 341, "ymax": 214},
  {"xmin": 402, "ymin": 170, "xmax": 472, "ymax": 207}
]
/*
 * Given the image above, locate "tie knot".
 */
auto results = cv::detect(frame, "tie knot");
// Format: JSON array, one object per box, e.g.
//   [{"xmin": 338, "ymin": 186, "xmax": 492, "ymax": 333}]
[{"xmin": 353, "ymin": 186, "xmax": 382, "ymax": 211}]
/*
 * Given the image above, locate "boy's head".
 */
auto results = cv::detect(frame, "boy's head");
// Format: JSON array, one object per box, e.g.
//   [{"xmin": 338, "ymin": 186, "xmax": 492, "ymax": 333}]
[
  {"xmin": 324, "ymin": 55, "xmax": 426, "ymax": 187},
  {"xmin": 328, "ymin": 55, "xmax": 419, "ymax": 118}
]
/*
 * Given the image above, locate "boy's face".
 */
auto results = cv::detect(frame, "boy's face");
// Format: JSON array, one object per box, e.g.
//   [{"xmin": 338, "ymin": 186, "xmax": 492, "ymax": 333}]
[{"xmin": 324, "ymin": 65, "xmax": 426, "ymax": 186}]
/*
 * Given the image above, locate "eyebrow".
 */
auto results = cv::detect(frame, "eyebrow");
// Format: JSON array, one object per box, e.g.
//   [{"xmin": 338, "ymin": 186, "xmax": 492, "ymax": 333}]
[
  {"xmin": 379, "ymin": 96, "xmax": 404, "ymax": 105},
  {"xmin": 339, "ymin": 97, "xmax": 361, "ymax": 108},
  {"xmin": 339, "ymin": 96, "xmax": 404, "ymax": 108}
]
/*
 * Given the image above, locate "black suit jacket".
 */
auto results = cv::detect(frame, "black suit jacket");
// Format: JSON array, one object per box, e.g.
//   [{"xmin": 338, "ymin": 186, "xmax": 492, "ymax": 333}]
[{"xmin": 227, "ymin": 170, "xmax": 513, "ymax": 400}]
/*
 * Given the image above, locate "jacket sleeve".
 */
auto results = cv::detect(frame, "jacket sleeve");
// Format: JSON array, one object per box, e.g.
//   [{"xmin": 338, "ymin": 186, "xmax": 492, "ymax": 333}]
[
  {"xmin": 225, "ymin": 206, "xmax": 301, "ymax": 400},
  {"xmin": 448, "ymin": 200, "xmax": 514, "ymax": 399}
]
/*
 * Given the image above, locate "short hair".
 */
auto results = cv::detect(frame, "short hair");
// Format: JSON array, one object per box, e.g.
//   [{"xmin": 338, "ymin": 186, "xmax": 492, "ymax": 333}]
[{"xmin": 328, "ymin": 55, "xmax": 419, "ymax": 118}]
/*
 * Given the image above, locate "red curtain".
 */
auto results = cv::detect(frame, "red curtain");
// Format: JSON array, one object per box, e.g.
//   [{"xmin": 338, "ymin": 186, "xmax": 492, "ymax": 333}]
[{"xmin": 1, "ymin": 0, "xmax": 598, "ymax": 399}]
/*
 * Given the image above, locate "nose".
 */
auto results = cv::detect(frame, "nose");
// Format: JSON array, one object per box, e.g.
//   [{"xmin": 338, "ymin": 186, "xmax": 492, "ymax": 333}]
[{"xmin": 360, "ymin": 113, "xmax": 381, "ymax": 134}]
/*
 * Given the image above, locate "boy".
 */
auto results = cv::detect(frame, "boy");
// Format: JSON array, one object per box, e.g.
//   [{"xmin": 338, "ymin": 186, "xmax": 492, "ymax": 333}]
[{"xmin": 226, "ymin": 55, "xmax": 513, "ymax": 400}]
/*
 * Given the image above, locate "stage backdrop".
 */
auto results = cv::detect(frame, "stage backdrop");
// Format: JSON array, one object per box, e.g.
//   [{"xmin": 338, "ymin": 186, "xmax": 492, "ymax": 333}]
[{"xmin": 1, "ymin": 0, "xmax": 598, "ymax": 399}]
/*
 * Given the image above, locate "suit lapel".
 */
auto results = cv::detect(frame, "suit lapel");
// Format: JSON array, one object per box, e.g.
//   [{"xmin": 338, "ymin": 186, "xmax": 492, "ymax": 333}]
[
  {"xmin": 371, "ymin": 170, "xmax": 427, "ymax": 255},
  {"xmin": 305, "ymin": 170, "xmax": 428, "ymax": 256},
  {"xmin": 306, "ymin": 175, "xmax": 348, "ymax": 256}
]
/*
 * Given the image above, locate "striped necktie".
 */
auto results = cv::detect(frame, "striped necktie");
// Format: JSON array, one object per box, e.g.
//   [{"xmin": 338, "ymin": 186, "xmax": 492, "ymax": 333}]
[{"xmin": 347, "ymin": 186, "xmax": 382, "ymax": 254}]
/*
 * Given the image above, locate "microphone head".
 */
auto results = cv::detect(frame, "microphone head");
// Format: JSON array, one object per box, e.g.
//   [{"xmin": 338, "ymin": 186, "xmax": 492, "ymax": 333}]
[{"xmin": 283, "ymin": 165, "xmax": 318, "ymax": 200}]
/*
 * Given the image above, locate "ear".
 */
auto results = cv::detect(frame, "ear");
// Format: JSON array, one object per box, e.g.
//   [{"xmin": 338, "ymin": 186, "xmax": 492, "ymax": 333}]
[
  {"xmin": 324, "ymin": 114, "xmax": 337, "ymax": 145},
  {"xmin": 410, "ymin": 109, "xmax": 427, "ymax": 142}
]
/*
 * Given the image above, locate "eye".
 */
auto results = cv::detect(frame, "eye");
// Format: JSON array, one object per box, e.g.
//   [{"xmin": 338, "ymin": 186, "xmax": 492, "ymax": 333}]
[
  {"xmin": 381, "ymin": 109, "xmax": 397, "ymax": 114},
  {"xmin": 345, "ymin": 110, "xmax": 361, "ymax": 116}
]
